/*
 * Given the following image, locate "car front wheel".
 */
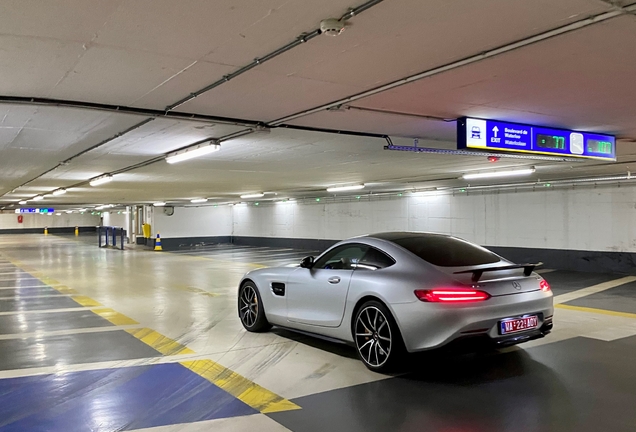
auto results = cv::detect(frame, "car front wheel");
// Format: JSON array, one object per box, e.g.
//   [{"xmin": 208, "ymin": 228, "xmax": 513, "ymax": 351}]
[{"xmin": 238, "ymin": 282, "xmax": 271, "ymax": 332}]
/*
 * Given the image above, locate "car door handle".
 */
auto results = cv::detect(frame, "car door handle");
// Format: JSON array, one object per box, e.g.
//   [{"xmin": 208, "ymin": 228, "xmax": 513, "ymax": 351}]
[{"xmin": 328, "ymin": 276, "xmax": 341, "ymax": 284}]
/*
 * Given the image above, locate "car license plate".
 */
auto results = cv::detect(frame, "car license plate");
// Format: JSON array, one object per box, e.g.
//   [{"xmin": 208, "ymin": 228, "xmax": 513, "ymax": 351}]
[{"xmin": 499, "ymin": 315, "xmax": 539, "ymax": 334}]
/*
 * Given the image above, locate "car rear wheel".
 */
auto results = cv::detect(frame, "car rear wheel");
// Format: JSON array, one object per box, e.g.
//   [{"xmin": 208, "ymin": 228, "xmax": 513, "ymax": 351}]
[
  {"xmin": 354, "ymin": 300, "xmax": 404, "ymax": 372},
  {"xmin": 239, "ymin": 282, "xmax": 271, "ymax": 332}
]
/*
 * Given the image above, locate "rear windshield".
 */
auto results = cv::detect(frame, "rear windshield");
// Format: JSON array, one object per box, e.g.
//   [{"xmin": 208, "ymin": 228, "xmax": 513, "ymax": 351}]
[{"xmin": 392, "ymin": 236, "xmax": 500, "ymax": 267}]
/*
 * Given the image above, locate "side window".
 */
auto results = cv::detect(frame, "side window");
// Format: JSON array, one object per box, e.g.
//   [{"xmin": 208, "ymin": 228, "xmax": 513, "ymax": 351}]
[
  {"xmin": 355, "ymin": 247, "xmax": 396, "ymax": 270},
  {"xmin": 313, "ymin": 244, "xmax": 369, "ymax": 270}
]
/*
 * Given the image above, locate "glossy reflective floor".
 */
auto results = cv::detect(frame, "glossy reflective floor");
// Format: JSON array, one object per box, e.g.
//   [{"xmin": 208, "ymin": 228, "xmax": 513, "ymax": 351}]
[{"xmin": 0, "ymin": 235, "xmax": 635, "ymax": 431}]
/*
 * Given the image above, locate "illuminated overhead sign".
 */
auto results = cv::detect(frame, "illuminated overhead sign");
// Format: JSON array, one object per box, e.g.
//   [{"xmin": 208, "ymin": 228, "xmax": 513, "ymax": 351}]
[
  {"xmin": 457, "ymin": 117, "xmax": 616, "ymax": 161},
  {"xmin": 14, "ymin": 208, "xmax": 55, "ymax": 214}
]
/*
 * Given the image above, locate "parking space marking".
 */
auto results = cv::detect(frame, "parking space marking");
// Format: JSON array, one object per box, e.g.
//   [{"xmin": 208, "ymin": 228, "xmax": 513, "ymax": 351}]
[
  {"xmin": 0, "ymin": 324, "xmax": 142, "ymax": 340},
  {"xmin": 553, "ymin": 276, "xmax": 636, "ymax": 304},
  {"xmin": 93, "ymin": 308, "xmax": 140, "ymax": 326},
  {"xmin": 0, "ymin": 251, "xmax": 301, "ymax": 416},
  {"xmin": 71, "ymin": 295, "xmax": 103, "ymax": 307},
  {"xmin": 0, "ymin": 306, "xmax": 99, "ymax": 316},
  {"xmin": 555, "ymin": 304, "xmax": 636, "ymax": 319},
  {"xmin": 126, "ymin": 328, "xmax": 196, "ymax": 355},
  {"xmin": 182, "ymin": 359, "xmax": 301, "ymax": 414}
]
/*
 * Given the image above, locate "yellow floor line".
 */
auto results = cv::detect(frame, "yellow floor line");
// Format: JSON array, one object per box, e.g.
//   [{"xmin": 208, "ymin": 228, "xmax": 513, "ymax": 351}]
[
  {"xmin": 181, "ymin": 359, "xmax": 301, "ymax": 414},
  {"xmin": 556, "ymin": 304, "xmax": 636, "ymax": 319},
  {"xmin": 126, "ymin": 328, "xmax": 195, "ymax": 355},
  {"xmin": 70, "ymin": 295, "xmax": 103, "ymax": 307},
  {"xmin": 93, "ymin": 308, "xmax": 139, "ymax": 326},
  {"xmin": 54, "ymin": 286, "xmax": 78, "ymax": 295}
]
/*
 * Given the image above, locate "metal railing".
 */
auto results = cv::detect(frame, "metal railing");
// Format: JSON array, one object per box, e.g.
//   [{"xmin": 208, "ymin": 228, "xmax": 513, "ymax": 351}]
[{"xmin": 98, "ymin": 226, "xmax": 127, "ymax": 250}]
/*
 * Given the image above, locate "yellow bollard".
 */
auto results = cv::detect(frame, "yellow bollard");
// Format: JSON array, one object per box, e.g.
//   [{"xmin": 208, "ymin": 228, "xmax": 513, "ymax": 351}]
[
  {"xmin": 154, "ymin": 233, "xmax": 163, "ymax": 251},
  {"xmin": 75, "ymin": 226, "xmax": 79, "ymax": 236},
  {"xmin": 44, "ymin": 227, "xmax": 48, "ymax": 235}
]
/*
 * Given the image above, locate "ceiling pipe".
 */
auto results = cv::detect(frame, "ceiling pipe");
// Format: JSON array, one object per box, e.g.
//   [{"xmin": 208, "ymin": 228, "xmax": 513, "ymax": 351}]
[
  {"xmin": 270, "ymin": 5, "xmax": 636, "ymax": 126},
  {"xmin": 0, "ymin": 96, "xmax": 261, "ymax": 128},
  {"xmin": 165, "ymin": 0, "xmax": 386, "ymax": 111}
]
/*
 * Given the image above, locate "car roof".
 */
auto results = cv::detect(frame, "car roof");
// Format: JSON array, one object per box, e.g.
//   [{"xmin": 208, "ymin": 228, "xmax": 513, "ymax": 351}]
[{"xmin": 364, "ymin": 231, "xmax": 453, "ymax": 242}]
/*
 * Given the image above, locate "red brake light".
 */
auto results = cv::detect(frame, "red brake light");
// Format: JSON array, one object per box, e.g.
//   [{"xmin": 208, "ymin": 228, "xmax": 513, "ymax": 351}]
[
  {"xmin": 414, "ymin": 289, "xmax": 490, "ymax": 303},
  {"xmin": 540, "ymin": 280, "xmax": 551, "ymax": 292}
]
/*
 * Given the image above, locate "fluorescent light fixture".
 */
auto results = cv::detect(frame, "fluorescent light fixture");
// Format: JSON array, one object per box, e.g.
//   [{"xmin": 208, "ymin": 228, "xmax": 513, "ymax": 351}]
[
  {"xmin": 462, "ymin": 168, "xmax": 535, "ymax": 180},
  {"xmin": 90, "ymin": 175, "xmax": 113, "ymax": 187},
  {"xmin": 411, "ymin": 188, "xmax": 439, "ymax": 196},
  {"xmin": 32, "ymin": 195, "xmax": 44, "ymax": 201},
  {"xmin": 153, "ymin": 202, "xmax": 166, "ymax": 207},
  {"xmin": 166, "ymin": 140, "xmax": 220, "ymax": 164},
  {"xmin": 240, "ymin": 193, "xmax": 265, "ymax": 199},
  {"xmin": 66, "ymin": 210, "xmax": 73, "ymax": 214},
  {"xmin": 326, "ymin": 184, "xmax": 365, "ymax": 193},
  {"xmin": 52, "ymin": 189, "xmax": 67, "ymax": 196},
  {"xmin": 18, "ymin": 200, "xmax": 27, "ymax": 205},
  {"xmin": 95, "ymin": 204, "xmax": 114, "ymax": 210},
  {"xmin": 190, "ymin": 198, "xmax": 208, "ymax": 203}
]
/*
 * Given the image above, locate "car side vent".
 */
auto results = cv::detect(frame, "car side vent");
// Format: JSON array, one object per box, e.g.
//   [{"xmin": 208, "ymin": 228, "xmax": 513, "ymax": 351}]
[{"xmin": 271, "ymin": 282, "xmax": 285, "ymax": 296}]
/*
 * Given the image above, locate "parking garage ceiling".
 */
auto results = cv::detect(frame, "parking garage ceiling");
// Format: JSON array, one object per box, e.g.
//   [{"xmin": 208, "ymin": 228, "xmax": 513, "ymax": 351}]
[{"xmin": 1, "ymin": 0, "xmax": 636, "ymax": 206}]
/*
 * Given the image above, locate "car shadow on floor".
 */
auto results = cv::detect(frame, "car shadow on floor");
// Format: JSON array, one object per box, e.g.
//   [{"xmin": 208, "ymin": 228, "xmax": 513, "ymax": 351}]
[{"xmin": 271, "ymin": 325, "xmax": 539, "ymax": 380}]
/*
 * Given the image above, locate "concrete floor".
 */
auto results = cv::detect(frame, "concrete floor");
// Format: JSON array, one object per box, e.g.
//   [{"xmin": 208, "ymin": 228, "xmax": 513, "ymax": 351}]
[{"xmin": 0, "ymin": 234, "xmax": 635, "ymax": 431}]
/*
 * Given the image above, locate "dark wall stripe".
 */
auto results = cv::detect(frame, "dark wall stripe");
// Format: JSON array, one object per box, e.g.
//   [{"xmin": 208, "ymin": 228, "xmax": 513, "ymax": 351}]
[{"xmin": 0, "ymin": 226, "xmax": 97, "ymax": 235}]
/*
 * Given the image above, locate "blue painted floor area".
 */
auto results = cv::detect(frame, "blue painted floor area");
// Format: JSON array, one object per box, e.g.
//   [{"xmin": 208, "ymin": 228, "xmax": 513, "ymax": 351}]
[{"xmin": 0, "ymin": 363, "xmax": 257, "ymax": 431}]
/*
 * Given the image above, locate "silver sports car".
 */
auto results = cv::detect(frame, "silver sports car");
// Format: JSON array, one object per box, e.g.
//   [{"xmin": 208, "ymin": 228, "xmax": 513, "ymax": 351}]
[{"xmin": 238, "ymin": 232, "xmax": 554, "ymax": 372}]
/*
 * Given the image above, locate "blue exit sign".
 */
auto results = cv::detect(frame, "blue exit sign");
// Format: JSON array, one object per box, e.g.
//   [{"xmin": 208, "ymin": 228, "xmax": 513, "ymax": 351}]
[
  {"xmin": 458, "ymin": 117, "xmax": 616, "ymax": 161},
  {"xmin": 15, "ymin": 208, "xmax": 55, "ymax": 214}
]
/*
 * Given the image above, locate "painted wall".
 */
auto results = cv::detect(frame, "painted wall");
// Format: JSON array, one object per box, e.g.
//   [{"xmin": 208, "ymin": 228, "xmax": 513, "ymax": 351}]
[
  {"xmin": 154, "ymin": 205, "xmax": 233, "ymax": 239},
  {"xmin": 0, "ymin": 212, "xmax": 100, "ymax": 230},
  {"xmin": 147, "ymin": 184, "xmax": 636, "ymax": 255},
  {"xmin": 102, "ymin": 211, "xmax": 129, "ymax": 228},
  {"xmin": 232, "ymin": 185, "xmax": 636, "ymax": 253}
]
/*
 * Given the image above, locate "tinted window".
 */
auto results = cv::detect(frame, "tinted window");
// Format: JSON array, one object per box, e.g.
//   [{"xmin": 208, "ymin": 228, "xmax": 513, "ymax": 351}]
[
  {"xmin": 392, "ymin": 235, "xmax": 500, "ymax": 267},
  {"xmin": 313, "ymin": 244, "xmax": 368, "ymax": 270},
  {"xmin": 355, "ymin": 247, "xmax": 395, "ymax": 270}
]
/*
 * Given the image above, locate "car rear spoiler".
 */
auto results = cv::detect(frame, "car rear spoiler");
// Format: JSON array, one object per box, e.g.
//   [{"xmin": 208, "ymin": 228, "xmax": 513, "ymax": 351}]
[{"xmin": 454, "ymin": 263, "xmax": 542, "ymax": 283}]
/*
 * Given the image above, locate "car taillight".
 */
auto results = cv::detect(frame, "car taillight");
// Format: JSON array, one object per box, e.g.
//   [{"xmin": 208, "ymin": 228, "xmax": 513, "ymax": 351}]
[
  {"xmin": 414, "ymin": 289, "xmax": 491, "ymax": 303},
  {"xmin": 540, "ymin": 280, "xmax": 551, "ymax": 292}
]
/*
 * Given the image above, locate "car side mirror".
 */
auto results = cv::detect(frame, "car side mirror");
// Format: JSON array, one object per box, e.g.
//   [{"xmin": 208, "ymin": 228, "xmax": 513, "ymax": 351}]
[{"xmin": 300, "ymin": 256, "xmax": 315, "ymax": 269}]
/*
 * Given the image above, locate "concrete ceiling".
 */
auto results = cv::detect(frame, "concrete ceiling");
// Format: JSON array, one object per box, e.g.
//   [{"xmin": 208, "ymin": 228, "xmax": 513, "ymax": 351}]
[{"xmin": 0, "ymin": 0, "xmax": 635, "ymax": 206}]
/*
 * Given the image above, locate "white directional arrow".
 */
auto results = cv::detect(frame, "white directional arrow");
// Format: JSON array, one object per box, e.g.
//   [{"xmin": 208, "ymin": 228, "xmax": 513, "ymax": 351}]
[{"xmin": 492, "ymin": 126, "xmax": 499, "ymax": 137}]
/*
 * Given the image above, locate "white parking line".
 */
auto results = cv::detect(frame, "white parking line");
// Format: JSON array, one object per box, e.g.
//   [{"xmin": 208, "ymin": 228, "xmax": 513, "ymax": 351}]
[
  {"xmin": 0, "ymin": 324, "xmax": 141, "ymax": 341},
  {"xmin": 553, "ymin": 276, "xmax": 636, "ymax": 304},
  {"xmin": 0, "ymin": 306, "xmax": 98, "ymax": 316}
]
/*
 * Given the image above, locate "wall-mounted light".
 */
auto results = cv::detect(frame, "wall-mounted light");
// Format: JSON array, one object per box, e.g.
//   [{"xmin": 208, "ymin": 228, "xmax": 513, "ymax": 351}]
[
  {"xmin": 462, "ymin": 168, "xmax": 535, "ymax": 180},
  {"xmin": 166, "ymin": 140, "xmax": 220, "ymax": 164},
  {"xmin": 52, "ymin": 188, "xmax": 67, "ymax": 196},
  {"xmin": 326, "ymin": 184, "xmax": 365, "ymax": 193},
  {"xmin": 240, "ymin": 193, "xmax": 265, "ymax": 199},
  {"xmin": 190, "ymin": 198, "xmax": 208, "ymax": 203},
  {"xmin": 90, "ymin": 175, "xmax": 113, "ymax": 187}
]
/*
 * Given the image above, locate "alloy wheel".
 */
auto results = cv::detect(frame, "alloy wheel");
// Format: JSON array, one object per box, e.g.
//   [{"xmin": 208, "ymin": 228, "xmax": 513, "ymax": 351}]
[
  {"xmin": 240, "ymin": 285, "xmax": 258, "ymax": 328},
  {"xmin": 355, "ymin": 306, "xmax": 392, "ymax": 368}
]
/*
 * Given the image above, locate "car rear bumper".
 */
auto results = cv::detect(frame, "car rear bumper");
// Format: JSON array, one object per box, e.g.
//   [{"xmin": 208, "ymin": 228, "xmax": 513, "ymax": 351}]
[{"xmin": 390, "ymin": 290, "xmax": 554, "ymax": 353}]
